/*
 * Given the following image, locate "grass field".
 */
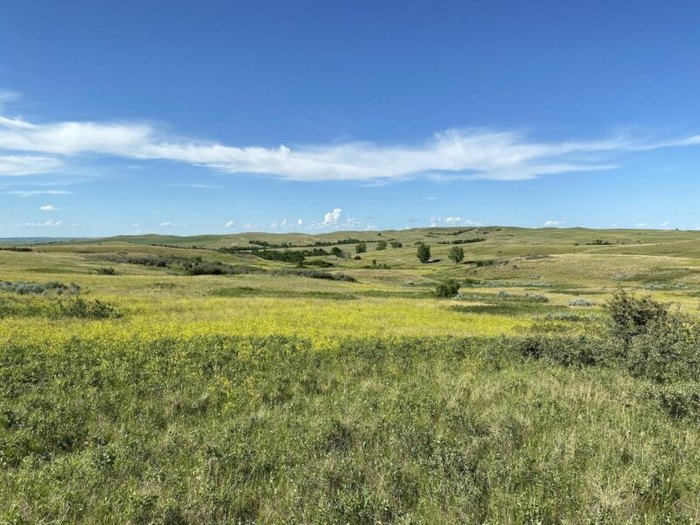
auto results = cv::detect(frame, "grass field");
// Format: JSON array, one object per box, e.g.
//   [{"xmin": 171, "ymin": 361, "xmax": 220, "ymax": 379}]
[{"xmin": 1, "ymin": 227, "xmax": 699, "ymax": 523}]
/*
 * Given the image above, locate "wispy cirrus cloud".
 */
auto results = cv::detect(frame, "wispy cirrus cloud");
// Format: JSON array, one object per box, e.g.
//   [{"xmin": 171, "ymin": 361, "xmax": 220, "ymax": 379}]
[
  {"xmin": 6, "ymin": 189, "xmax": 74, "ymax": 197},
  {"xmin": 0, "ymin": 154, "xmax": 64, "ymax": 176},
  {"xmin": 13, "ymin": 219, "xmax": 63, "ymax": 227},
  {"xmin": 0, "ymin": 90, "xmax": 21, "ymax": 110},
  {"xmin": 2, "ymin": 101, "xmax": 700, "ymax": 182}
]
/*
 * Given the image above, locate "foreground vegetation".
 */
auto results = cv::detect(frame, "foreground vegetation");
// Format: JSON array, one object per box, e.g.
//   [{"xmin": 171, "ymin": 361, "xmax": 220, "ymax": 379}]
[{"xmin": 1, "ymin": 227, "xmax": 699, "ymax": 523}]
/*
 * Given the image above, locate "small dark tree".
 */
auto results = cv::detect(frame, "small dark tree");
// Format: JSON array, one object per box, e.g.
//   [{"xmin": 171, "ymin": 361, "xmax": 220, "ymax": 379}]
[
  {"xmin": 390, "ymin": 241, "xmax": 403, "ymax": 248},
  {"xmin": 448, "ymin": 246, "xmax": 464, "ymax": 264},
  {"xmin": 376, "ymin": 240, "xmax": 387, "ymax": 250},
  {"xmin": 330, "ymin": 247, "xmax": 344, "ymax": 258},
  {"xmin": 416, "ymin": 243, "xmax": 431, "ymax": 263},
  {"xmin": 355, "ymin": 242, "xmax": 367, "ymax": 254}
]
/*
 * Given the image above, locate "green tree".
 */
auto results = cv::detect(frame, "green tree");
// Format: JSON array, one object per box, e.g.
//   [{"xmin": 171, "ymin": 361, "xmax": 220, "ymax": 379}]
[
  {"xmin": 416, "ymin": 243, "xmax": 431, "ymax": 263},
  {"xmin": 330, "ymin": 247, "xmax": 344, "ymax": 258},
  {"xmin": 390, "ymin": 241, "xmax": 403, "ymax": 248},
  {"xmin": 355, "ymin": 242, "xmax": 367, "ymax": 254},
  {"xmin": 376, "ymin": 240, "xmax": 387, "ymax": 250},
  {"xmin": 448, "ymin": 246, "xmax": 464, "ymax": 264}
]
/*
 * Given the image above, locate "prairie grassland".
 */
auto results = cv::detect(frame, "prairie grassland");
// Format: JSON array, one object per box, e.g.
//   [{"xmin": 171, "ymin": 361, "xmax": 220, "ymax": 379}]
[{"xmin": 1, "ymin": 227, "xmax": 700, "ymax": 523}]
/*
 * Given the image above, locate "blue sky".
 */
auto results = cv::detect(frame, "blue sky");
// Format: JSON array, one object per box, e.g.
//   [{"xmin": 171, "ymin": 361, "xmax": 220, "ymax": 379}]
[{"xmin": 1, "ymin": 0, "xmax": 700, "ymax": 236}]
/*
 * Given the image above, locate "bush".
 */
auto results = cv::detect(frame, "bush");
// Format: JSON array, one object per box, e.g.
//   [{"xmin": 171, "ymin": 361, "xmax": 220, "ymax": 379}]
[
  {"xmin": 54, "ymin": 297, "xmax": 122, "ymax": 319},
  {"xmin": 647, "ymin": 383, "xmax": 700, "ymax": 421},
  {"xmin": 627, "ymin": 313, "xmax": 700, "ymax": 382},
  {"xmin": 355, "ymin": 242, "xmax": 367, "ymax": 254},
  {"xmin": 330, "ymin": 247, "xmax": 344, "ymax": 258},
  {"xmin": 605, "ymin": 290, "xmax": 668, "ymax": 343},
  {"xmin": 525, "ymin": 293, "xmax": 549, "ymax": 303},
  {"xmin": 568, "ymin": 298, "xmax": 595, "ymax": 307},
  {"xmin": 434, "ymin": 280, "xmax": 461, "ymax": 298},
  {"xmin": 417, "ymin": 243, "xmax": 431, "ymax": 263},
  {"xmin": 376, "ymin": 240, "xmax": 387, "ymax": 250},
  {"xmin": 272, "ymin": 269, "xmax": 357, "ymax": 282},
  {"xmin": 516, "ymin": 334, "xmax": 614, "ymax": 368},
  {"xmin": 448, "ymin": 246, "xmax": 464, "ymax": 264},
  {"xmin": 0, "ymin": 280, "xmax": 80, "ymax": 295},
  {"xmin": 96, "ymin": 267, "xmax": 117, "ymax": 275},
  {"xmin": 390, "ymin": 241, "xmax": 403, "ymax": 248}
]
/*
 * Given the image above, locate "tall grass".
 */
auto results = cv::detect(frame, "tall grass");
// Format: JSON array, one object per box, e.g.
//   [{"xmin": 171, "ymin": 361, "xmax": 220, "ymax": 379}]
[{"xmin": 1, "ymin": 335, "xmax": 698, "ymax": 523}]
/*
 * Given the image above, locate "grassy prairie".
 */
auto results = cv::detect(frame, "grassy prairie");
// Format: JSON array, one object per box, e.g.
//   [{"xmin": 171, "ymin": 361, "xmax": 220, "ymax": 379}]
[{"xmin": 1, "ymin": 227, "xmax": 699, "ymax": 523}]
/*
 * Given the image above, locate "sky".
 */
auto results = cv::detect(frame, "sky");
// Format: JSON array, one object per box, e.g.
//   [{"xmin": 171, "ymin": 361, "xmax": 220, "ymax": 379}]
[{"xmin": 1, "ymin": 0, "xmax": 700, "ymax": 236}]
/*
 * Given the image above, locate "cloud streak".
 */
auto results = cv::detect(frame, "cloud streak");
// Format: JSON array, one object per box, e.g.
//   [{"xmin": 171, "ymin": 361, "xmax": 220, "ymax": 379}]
[{"xmin": 1, "ymin": 108, "xmax": 700, "ymax": 182}]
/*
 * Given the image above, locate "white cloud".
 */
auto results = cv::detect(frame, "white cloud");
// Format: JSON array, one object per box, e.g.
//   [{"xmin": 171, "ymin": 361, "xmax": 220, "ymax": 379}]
[
  {"xmin": 2, "ymin": 107, "xmax": 700, "ymax": 181},
  {"xmin": 14, "ymin": 219, "xmax": 63, "ymax": 227},
  {"xmin": 297, "ymin": 218, "xmax": 304, "ymax": 226},
  {"xmin": 660, "ymin": 220, "xmax": 670, "ymax": 228},
  {"xmin": 40, "ymin": 204, "xmax": 59, "ymax": 211},
  {"xmin": 636, "ymin": 222, "xmax": 648, "ymax": 228},
  {"xmin": 0, "ymin": 90, "xmax": 21, "ymax": 110},
  {"xmin": 169, "ymin": 183, "xmax": 223, "ymax": 189},
  {"xmin": 323, "ymin": 208, "xmax": 342, "ymax": 226},
  {"xmin": 0, "ymin": 155, "xmax": 64, "ymax": 176},
  {"xmin": 224, "ymin": 220, "xmax": 236, "ymax": 228},
  {"xmin": 160, "ymin": 221, "xmax": 179, "ymax": 227},
  {"xmin": 544, "ymin": 220, "xmax": 565, "ymax": 227},
  {"xmin": 430, "ymin": 216, "xmax": 482, "ymax": 227},
  {"xmin": 8, "ymin": 189, "xmax": 73, "ymax": 197}
]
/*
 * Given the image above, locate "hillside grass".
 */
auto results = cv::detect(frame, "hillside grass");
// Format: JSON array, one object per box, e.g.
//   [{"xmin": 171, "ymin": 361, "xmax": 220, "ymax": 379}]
[{"xmin": 1, "ymin": 227, "xmax": 700, "ymax": 523}]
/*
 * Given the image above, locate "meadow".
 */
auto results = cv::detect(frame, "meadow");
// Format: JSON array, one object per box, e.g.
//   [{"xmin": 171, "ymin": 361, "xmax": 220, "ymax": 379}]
[{"xmin": 1, "ymin": 226, "xmax": 699, "ymax": 523}]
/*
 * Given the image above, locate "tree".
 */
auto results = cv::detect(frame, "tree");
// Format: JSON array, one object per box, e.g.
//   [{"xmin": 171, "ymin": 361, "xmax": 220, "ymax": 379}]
[
  {"xmin": 355, "ymin": 242, "xmax": 367, "ymax": 254},
  {"xmin": 330, "ymin": 247, "xmax": 344, "ymax": 258},
  {"xmin": 376, "ymin": 240, "xmax": 387, "ymax": 250},
  {"xmin": 416, "ymin": 243, "xmax": 431, "ymax": 263},
  {"xmin": 448, "ymin": 246, "xmax": 464, "ymax": 264},
  {"xmin": 390, "ymin": 241, "xmax": 403, "ymax": 248}
]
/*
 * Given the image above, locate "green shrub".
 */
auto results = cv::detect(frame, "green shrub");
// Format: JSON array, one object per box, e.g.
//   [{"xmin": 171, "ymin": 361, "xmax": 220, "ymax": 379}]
[
  {"xmin": 376, "ymin": 240, "xmax": 387, "ymax": 251},
  {"xmin": 627, "ymin": 313, "xmax": 700, "ymax": 382},
  {"xmin": 355, "ymin": 242, "xmax": 367, "ymax": 254},
  {"xmin": 96, "ymin": 267, "xmax": 117, "ymax": 275},
  {"xmin": 273, "ymin": 269, "xmax": 357, "ymax": 282},
  {"xmin": 605, "ymin": 290, "xmax": 669, "ymax": 343},
  {"xmin": 448, "ymin": 246, "xmax": 464, "ymax": 264},
  {"xmin": 434, "ymin": 280, "xmax": 460, "ymax": 298},
  {"xmin": 54, "ymin": 297, "xmax": 122, "ymax": 319},
  {"xmin": 390, "ymin": 241, "xmax": 403, "ymax": 248},
  {"xmin": 525, "ymin": 293, "xmax": 549, "ymax": 303},
  {"xmin": 647, "ymin": 383, "xmax": 700, "ymax": 421},
  {"xmin": 516, "ymin": 334, "xmax": 613, "ymax": 368},
  {"xmin": 0, "ymin": 280, "xmax": 80, "ymax": 295}
]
